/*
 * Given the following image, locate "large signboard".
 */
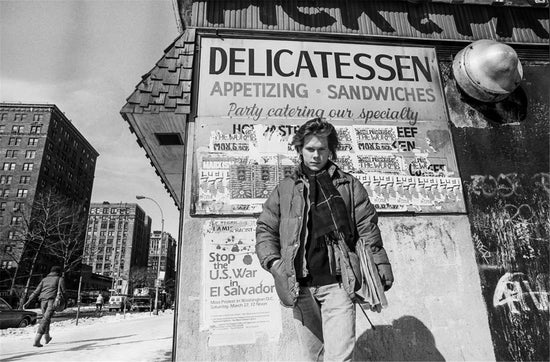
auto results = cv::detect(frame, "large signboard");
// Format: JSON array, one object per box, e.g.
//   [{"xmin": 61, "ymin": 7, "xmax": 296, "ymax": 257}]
[
  {"xmin": 198, "ymin": 37, "xmax": 449, "ymax": 122},
  {"xmin": 194, "ymin": 37, "xmax": 465, "ymax": 215}
]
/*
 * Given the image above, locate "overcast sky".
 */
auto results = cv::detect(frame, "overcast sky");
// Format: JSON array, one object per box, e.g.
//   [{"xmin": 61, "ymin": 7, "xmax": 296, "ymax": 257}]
[{"xmin": 0, "ymin": 0, "xmax": 181, "ymax": 237}]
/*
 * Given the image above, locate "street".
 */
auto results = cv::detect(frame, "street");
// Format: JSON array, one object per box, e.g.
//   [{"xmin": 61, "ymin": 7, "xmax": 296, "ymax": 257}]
[{"xmin": 1, "ymin": 311, "xmax": 173, "ymax": 361}]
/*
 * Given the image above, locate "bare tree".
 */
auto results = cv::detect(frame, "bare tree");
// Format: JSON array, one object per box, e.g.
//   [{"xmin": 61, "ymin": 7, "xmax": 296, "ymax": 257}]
[
  {"xmin": 0, "ymin": 239, "xmax": 25, "ymax": 303},
  {"xmin": 129, "ymin": 266, "xmax": 149, "ymax": 292},
  {"xmin": 5, "ymin": 190, "xmax": 88, "ymax": 308}
]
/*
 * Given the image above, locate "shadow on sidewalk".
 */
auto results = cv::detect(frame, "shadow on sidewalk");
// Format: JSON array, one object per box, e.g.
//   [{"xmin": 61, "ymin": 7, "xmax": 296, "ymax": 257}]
[
  {"xmin": 354, "ymin": 315, "xmax": 445, "ymax": 361},
  {"xmin": 152, "ymin": 350, "xmax": 172, "ymax": 362}
]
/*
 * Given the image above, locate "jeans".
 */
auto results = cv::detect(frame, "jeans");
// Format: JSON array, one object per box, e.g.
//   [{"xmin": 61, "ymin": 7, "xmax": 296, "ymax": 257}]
[
  {"xmin": 293, "ymin": 283, "xmax": 356, "ymax": 361},
  {"xmin": 38, "ymin": 299, "xmax": 55, "ymax": 335}
]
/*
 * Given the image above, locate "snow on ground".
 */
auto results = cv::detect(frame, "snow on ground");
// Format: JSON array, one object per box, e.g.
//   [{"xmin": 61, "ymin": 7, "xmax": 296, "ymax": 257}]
[
  {"xmin": 1, "ymin": 308, "xmax": 171, "ymax": 338},
  {"xmin": 1, "ymin": 309, "xmax": 174, "ymax": 362}
]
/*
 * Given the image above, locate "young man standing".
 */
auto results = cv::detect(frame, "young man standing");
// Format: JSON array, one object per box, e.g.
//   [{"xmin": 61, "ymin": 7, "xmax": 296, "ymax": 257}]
[{"xmin": 256, "ymin": 118, "xmax": 393, "ymax": 361}]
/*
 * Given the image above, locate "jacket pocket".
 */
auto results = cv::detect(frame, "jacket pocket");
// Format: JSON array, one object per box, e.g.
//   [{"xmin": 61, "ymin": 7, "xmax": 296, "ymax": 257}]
[{"xmin": 270, "ymin": 260, "xmax": 294, "ymax": 307}]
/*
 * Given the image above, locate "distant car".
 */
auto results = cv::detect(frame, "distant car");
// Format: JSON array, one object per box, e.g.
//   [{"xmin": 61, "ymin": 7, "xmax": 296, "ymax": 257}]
[
  {"xmin": 130, "ymin": 296, "xmax": 152, "ymax": 312},
  {"xmin": 107, "ymin": 295, "xmax": 131, "ymax": 312},
  {"xmin": 0, "ymin": 297, "xmax": 38, "ymax": 329}
]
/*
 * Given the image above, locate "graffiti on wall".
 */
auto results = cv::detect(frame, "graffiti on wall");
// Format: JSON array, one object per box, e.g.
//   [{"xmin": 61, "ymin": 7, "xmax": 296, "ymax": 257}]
[
  {"xmin": 464, "ymin": 171, "xmax": 549, "ymax": 361},
  {"xmin": 465, "ymin": 172, "xmax": 549, "ymax": 269},
  {"xmin": 447, "ymin": 59, "xmax": 550, "ymax": 361},
  {"xmin": 493, "ymin": 272, "xmax": 549, "ymax": 314}
]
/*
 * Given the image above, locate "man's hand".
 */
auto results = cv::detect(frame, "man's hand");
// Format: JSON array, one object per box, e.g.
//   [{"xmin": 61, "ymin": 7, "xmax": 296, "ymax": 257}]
[{"xmin": 377, "ymin": 263, "xmax": 394, "ymax": 291}]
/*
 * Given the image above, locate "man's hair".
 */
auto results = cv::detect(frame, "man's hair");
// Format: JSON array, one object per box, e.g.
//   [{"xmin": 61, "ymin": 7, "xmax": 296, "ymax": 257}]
[
  {"xmin": 291, "ymin": 118, "xmax": 339, "ymax": 160},
  {"xmin": 50, "ymin": 265, "xmax": 62, "ymax": 274}
]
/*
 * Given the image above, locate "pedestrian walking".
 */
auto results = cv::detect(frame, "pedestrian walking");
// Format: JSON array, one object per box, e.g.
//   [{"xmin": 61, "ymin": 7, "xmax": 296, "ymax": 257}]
[
  {"xmin": 23, "ymin": 265, "xmax": 66, "ymax": 347},
  {"xmin": 256, "ymin": 118, "xmax": 394, "ymax": 361},
  {"xmin": 95, "ymin": 293, "xmax": 104, "ymax": 313}
]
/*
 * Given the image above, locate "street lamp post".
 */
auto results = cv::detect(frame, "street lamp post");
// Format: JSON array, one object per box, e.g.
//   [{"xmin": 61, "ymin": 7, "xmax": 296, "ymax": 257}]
[{"xmin": 136, "ymin": 195, "xmax": 164, "ymax": 316}]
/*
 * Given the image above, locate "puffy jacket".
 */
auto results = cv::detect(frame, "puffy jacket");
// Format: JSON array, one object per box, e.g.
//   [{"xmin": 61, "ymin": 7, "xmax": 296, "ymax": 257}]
[
  {"xmin": 28, "ymin": 272, "xmax": 65, "ymax": 301},
  {"xmin": 256, "ymin": 163, "xmax": 390, "ymax": 306}
]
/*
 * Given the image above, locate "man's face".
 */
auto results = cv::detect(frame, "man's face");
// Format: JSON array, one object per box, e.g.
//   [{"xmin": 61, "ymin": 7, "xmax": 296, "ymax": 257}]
[{"xmin": 301, "ymin": 134, "xmax": 330, "ymax": 171}]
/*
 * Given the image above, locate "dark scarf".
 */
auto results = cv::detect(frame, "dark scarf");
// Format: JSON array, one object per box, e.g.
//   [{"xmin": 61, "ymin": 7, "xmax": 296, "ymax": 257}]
[
  {"xmin": 298, "ymin": 163, "xmax": 354, "ymax": 286},
  {"xmin": 301, "ymin": 162, "xmax": 352, "ymax": 243}
]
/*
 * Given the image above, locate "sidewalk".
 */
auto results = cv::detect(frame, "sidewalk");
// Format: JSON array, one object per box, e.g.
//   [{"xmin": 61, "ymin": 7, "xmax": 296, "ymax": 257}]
[{"xmin": 1, "ymin": 310, "xmax": 173, "ymax": 361}]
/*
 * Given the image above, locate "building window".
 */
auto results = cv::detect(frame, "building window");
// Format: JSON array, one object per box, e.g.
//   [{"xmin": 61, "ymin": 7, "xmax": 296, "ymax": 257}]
[
  {"xmin": 4, "ymin": 245, "xmax": 12, "ymax": 253},
  {"xmin": 8, "ymin": 231, "xmax": 15, "ymax": 239},
  {"xmin": 28, "ymin": 138, "xmax": 38, "ymax": 146},
  {"xmin": 2, "ymin": 163, "xmax": 16, "ymax": 171},
  {"xmin": 0, "ymin": 202, "xmax": 5, "ymax": 211},
  {"xmin": 1, "ymin": 261, "xmax": 7, "ymax": 269},
  {"xmin": 13, "ymin": 202, "xmax": 22, "ymax": 211},
  {"xmin": 1, "ymin": 113, "xmax": 8, "ymax": 122},
  {"xmin": 25, "ymin": 150, "xmax": 36, "ymax": 159},
  {"xmin": 10, "ymin": 216, "xmax": 22, "ymax": 225},
  {"xmin": 1, "ymin": 189, "xmax": 10, "ymax": 198},
  {"xmin": 14, "ymin": 114, "xmax": 26, "ymax": 122},
  {"xmin": 22, "ymin": 163, "xmax": 33, "ymax": 171},
  {"xmin": 19, "ymin": 176, "xmax": 30, "ymax": 184},
  {"xmin": 0, "ymin": 175, "xmax": 13, "ymax": 184},
  {"xmin": 8, "ymin": 137, "xmax": 21, "ymax": 146},
  {"xmin": 16, "ymin": 189, "xmax": 28, "ymax": 198},
  {"xmin": 11, "ymin": 125, "xmax": 24, "ymax": 134},
  {"xmin": 0, "ymin": 125, "xmax": 5, "ymax": 133},
  {"xmin": 5, "ymin": 150, "xmax": 18, "ymax": 158},
  {"xmin": 30, "ymin": 126, "xmax": 42, "ymax": 134},
  {"xmin": 33, "ymin": 114, "xmax": 44, "ymax": 122}
]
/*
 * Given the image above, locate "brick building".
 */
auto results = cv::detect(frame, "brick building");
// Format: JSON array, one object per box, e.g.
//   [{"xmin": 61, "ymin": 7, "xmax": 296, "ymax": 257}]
[
  {"xmin": 83, "ymin": 202, "xmax": 151, "ymax": 295},
  {"xmin": 0, "ymin": 103, "xmax": 98, "ymax": 294}
]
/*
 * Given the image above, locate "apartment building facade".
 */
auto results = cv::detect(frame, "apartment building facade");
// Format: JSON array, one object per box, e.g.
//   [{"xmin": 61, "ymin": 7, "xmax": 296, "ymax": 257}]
[
  {"xmin": 0, "ymin": 103, "xmax": 98, "ymax": 292},
  {"xmin": 147, "ymin": 230, "xmax": 176, "ymax": 297},
  {"xmin": 83, "ymin": 202, "xmax": 151, "ymax": 295}
]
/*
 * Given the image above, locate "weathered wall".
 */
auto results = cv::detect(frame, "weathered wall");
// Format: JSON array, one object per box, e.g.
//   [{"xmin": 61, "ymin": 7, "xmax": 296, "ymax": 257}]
[
  {"xmin": 175, "ymin": 126, "xmax": 495, "ymax": 361},
  {"xmin": 444, "ymin": 62, "xmax": 550, "ymax": 361}
]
